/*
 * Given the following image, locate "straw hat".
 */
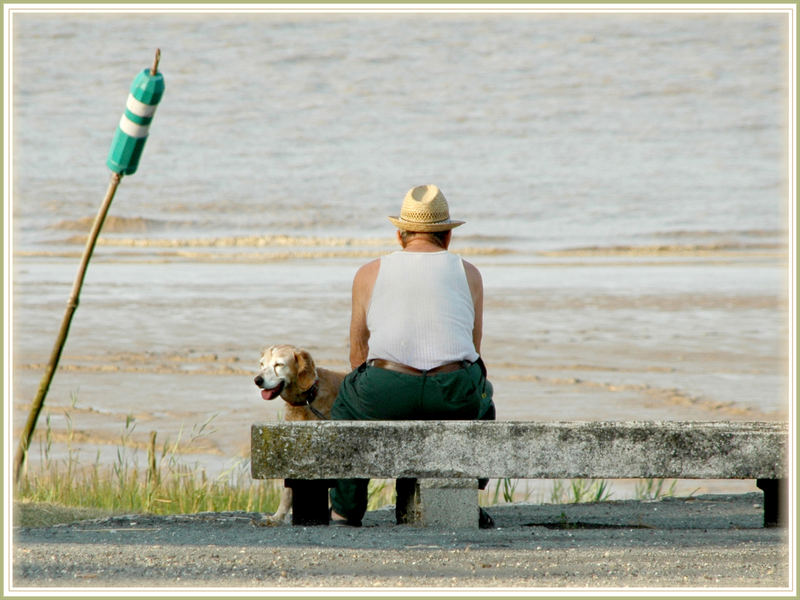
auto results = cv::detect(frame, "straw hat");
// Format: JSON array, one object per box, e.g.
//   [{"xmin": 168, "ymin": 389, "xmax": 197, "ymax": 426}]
[{"xmin": 388, "ymin": 185, "xmax": 465, "ymax": 232}]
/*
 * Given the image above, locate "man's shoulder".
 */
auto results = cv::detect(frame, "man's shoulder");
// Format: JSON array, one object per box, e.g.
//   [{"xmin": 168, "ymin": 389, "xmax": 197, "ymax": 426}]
[
  {"xmin": 354, "ymin": 258, "xmax": 381, "ymax": 282},
  {"xmin": 460, "ymin": 258, "xmax": 482, "ymax": 278}
]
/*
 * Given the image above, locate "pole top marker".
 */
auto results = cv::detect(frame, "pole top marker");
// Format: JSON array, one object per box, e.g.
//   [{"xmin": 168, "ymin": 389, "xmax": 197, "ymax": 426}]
[{"xmin": 106, "ymin": 49, "xmax": 165, "ymax": 175}]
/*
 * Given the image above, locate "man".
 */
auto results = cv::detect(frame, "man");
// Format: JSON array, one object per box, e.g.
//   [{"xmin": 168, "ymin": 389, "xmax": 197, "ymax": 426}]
[{"xmin": 329, "ymin": 184, "xmax": 496, "ymax": 527}]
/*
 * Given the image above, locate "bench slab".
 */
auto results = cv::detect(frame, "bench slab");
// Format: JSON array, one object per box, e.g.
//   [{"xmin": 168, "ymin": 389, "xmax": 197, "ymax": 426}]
[
  {"xmin": 251, "ymin": 420, "xmax": 787, "ymax": 480},
  {"xmin": 251, "ymin": 421, "xmax": 788, "ymax": 528}
]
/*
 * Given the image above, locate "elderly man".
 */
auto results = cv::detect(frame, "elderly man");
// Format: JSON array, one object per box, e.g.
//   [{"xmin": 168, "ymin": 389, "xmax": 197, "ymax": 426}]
[{"xmin": 329, "ymin": 184, "xmax": 496, "ymax": 528}]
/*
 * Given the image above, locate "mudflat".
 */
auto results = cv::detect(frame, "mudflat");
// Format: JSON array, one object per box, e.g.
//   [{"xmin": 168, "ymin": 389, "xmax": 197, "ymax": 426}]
[{"xmin": 12, "ymin": 493, "xmax": 790, "ymax": 590}]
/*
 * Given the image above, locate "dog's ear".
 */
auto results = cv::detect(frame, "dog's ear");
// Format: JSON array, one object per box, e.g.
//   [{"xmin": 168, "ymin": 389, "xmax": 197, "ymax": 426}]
[{"xmin": 294, "ymin": 350, "xmax": 317, "ymax": 391}]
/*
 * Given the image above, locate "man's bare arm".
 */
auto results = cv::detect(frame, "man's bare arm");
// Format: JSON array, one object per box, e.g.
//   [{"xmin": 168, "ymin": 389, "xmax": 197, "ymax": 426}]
[
  {"xmin": 349, "ymin": 259, "xmax": 380, "ymax": 369},
  {"xmin": 462, "ymin": 259, "xmax": 483, "ymax": 354}
]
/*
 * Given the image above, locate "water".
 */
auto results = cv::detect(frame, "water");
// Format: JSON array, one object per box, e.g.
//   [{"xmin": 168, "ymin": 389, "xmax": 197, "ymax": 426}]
[
  {"xmin": 8, "ymin": 10, "xmax": 792, "ymax": 493},
  {"xmin": 12, "ymin": 12, "xmax": 789, "ymax": 247}
]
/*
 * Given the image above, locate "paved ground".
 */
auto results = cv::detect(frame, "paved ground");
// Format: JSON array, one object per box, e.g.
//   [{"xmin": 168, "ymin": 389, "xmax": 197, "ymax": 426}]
[{"xmin": 11, "ymin": 493, "xmax": 791, "ymax": 592}]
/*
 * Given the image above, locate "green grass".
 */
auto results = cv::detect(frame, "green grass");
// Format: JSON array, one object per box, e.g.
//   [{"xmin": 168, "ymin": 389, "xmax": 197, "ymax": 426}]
[
  {"xmin": 550, "ymin": 478, "xmax": 613, "ymax": 504},
  {"xmin": 16, "ymin": 410, "xmax": 283, "ymax": 523},
  {"xmin": 15, "ymin": 405, "xmax": 400, "ymax": 527},
  {"xmin": 635, "ymin": 477, "xmax": 687, "ymax": 501},
  {"xmin": 481, "ymin": 477, "xmax": 532, "ymax": 506},
  {"xmin": 479, "ymin": 476, "xmax": 680, "ymax": 506}
]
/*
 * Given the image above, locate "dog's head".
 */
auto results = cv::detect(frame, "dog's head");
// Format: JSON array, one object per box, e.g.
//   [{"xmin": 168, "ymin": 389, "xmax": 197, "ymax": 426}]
[{"xmin": 254, "ymin": 345, "xmax": 317, "ymax": 402}]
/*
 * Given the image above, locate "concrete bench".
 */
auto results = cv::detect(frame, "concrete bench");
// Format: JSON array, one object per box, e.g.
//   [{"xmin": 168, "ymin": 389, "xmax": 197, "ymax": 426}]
[{"xmin": 250, "ymin": 420, "xmax": 789, "ymax": 529}]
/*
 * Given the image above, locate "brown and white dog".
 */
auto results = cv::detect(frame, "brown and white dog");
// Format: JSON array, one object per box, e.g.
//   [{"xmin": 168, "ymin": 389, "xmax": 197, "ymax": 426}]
[{"xmin": 254, "ymin": 344, "xmax": 344, "ymax": 524}]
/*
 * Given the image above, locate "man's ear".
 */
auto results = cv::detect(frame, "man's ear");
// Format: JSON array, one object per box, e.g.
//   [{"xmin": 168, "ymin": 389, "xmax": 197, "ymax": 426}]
[
  {"xmin": 442, "ymin": 230, "xmax": 452, "ymax": 249},
  {"xmin": 294, "ymin": 350, "xmax": 317, "ymax": 391}
]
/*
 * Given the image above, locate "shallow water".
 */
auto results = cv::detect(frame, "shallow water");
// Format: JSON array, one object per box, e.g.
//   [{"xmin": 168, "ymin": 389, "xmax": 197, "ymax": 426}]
[{"xmin": 8, "ymin": 9, "xmax": 792, "ymax": 493}]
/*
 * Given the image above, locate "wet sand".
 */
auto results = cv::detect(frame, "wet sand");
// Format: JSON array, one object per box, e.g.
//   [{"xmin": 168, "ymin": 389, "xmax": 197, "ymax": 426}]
[{"xmin": 11, "ymin": 239, "xmax": 790, "ymax": 499}]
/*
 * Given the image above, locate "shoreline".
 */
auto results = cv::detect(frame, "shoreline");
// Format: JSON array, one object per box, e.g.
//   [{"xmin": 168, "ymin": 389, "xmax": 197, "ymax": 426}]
[{"xmin": 12, "ymin": 493, "xmax": 791, "ymax": 590}]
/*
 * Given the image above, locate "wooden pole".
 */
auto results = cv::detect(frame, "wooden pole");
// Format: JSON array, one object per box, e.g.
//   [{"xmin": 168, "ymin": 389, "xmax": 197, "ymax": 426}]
[
  {"xmin": 14, "ymin": 171, "xmax": 123, "ymax": 482},
  {"xmin": 151, "ymin": 48, "xmax": 161, "ymax": 76}
]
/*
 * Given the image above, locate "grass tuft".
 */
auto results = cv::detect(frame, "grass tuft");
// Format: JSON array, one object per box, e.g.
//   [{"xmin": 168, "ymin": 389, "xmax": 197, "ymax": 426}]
[
  {"xmin": 550, "ymin": 479, "xmax": 613, "ymax": 504},
  {"xmin": 15, "ymin": 408, "xmax": 284, "ymax": 522}
]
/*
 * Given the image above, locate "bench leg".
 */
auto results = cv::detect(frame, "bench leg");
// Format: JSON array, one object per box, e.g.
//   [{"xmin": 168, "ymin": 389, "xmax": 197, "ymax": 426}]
[
  {"xmin": 396, "ymin": 478, "xmax": 478, "ymax": 528},
  {"xmin": 285, "ymin": 479, "xmax": 332, "ymax": 526},
  {"xmin": 395, "ymin": 478, "xmax": 418, "ymax": 525},
  {"xmin": 756, "ymin": 478, "xmax": 787, "ymax": 528}
]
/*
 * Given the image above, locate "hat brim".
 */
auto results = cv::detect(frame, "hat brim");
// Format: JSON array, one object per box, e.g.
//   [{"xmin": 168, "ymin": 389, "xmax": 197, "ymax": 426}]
[{"xmin": 388, "ymin": 216, "xmax": 465, "ymax": 232}]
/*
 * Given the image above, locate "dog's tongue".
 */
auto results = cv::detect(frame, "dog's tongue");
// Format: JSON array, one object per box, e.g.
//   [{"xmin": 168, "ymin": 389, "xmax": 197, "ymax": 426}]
[{"xmin": 261, "ymin": 386, "xmax": 282, "ymax": 401}]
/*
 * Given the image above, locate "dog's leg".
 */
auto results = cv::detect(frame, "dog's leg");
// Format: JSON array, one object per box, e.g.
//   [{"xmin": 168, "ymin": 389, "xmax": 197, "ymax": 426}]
[{"xmin": 259, "ymin": 485, "xmax": 292, "ymax": 526}]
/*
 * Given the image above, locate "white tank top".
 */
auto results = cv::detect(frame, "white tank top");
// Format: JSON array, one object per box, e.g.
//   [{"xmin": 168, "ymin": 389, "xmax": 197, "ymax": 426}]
[{"xmin": 366, "ymin": 250, "xmax": 479, "ymax": 370}]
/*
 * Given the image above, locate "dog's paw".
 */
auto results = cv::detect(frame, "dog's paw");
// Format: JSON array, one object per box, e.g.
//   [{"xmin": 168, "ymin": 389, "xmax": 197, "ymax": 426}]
[{"xmin": 254, "ymin": 513, "xmax": 288, "ymax": 527}]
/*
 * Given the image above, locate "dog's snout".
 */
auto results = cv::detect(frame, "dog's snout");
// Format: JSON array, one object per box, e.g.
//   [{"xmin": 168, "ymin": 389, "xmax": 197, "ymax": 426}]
[{"xmin": 254, "ymin": 375, "xmax": 264, "ymax": 387}]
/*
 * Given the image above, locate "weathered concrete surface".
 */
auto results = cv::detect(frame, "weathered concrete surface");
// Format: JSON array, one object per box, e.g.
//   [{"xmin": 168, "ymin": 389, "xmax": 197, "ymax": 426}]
[
  {"xmin": 411, "ymin": 479, "xmax": 479, "ymax": 529},
  {"xmin": 251, "ymin": 421, "xmax": 788, "ymax": 480}
]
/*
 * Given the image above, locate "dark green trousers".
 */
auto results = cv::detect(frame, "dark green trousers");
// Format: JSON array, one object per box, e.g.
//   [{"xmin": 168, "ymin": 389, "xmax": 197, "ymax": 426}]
[{"xmin": 329, "ymin": 360, "xmax": 495, "ymax": 524}]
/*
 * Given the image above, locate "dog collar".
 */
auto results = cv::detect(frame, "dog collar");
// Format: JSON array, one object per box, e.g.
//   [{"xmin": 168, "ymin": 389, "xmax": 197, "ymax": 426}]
[
  {"xmin": 299, "ymin": 379, "xmax": 319, "ymax": 404},
  {"xmin": 289, "ymin": 379, "xmax": 328, "ymax": 420}
]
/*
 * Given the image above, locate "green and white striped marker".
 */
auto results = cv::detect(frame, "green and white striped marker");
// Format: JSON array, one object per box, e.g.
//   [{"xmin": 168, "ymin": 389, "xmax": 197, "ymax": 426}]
[{"xmin": 106, "ymin": 51, "xmax": 165, "ymax": 175}]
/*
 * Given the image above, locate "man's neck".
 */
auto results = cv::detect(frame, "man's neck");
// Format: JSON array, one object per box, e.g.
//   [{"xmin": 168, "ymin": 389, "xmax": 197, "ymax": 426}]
[{"xmin": 402, "ymin": 238, "xmax": 447, "ymax": 253}]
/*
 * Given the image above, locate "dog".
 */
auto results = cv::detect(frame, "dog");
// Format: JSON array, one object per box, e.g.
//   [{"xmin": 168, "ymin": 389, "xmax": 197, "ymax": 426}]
[{"xmin": 254, "ymin": 344, "xmax": 345, "ymax": 524}]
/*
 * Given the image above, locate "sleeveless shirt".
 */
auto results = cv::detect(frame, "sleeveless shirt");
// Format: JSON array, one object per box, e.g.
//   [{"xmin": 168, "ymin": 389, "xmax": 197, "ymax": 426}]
[{"xmin": 366, "ymin": 250, "xmax": 479, "ymax": 370}]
